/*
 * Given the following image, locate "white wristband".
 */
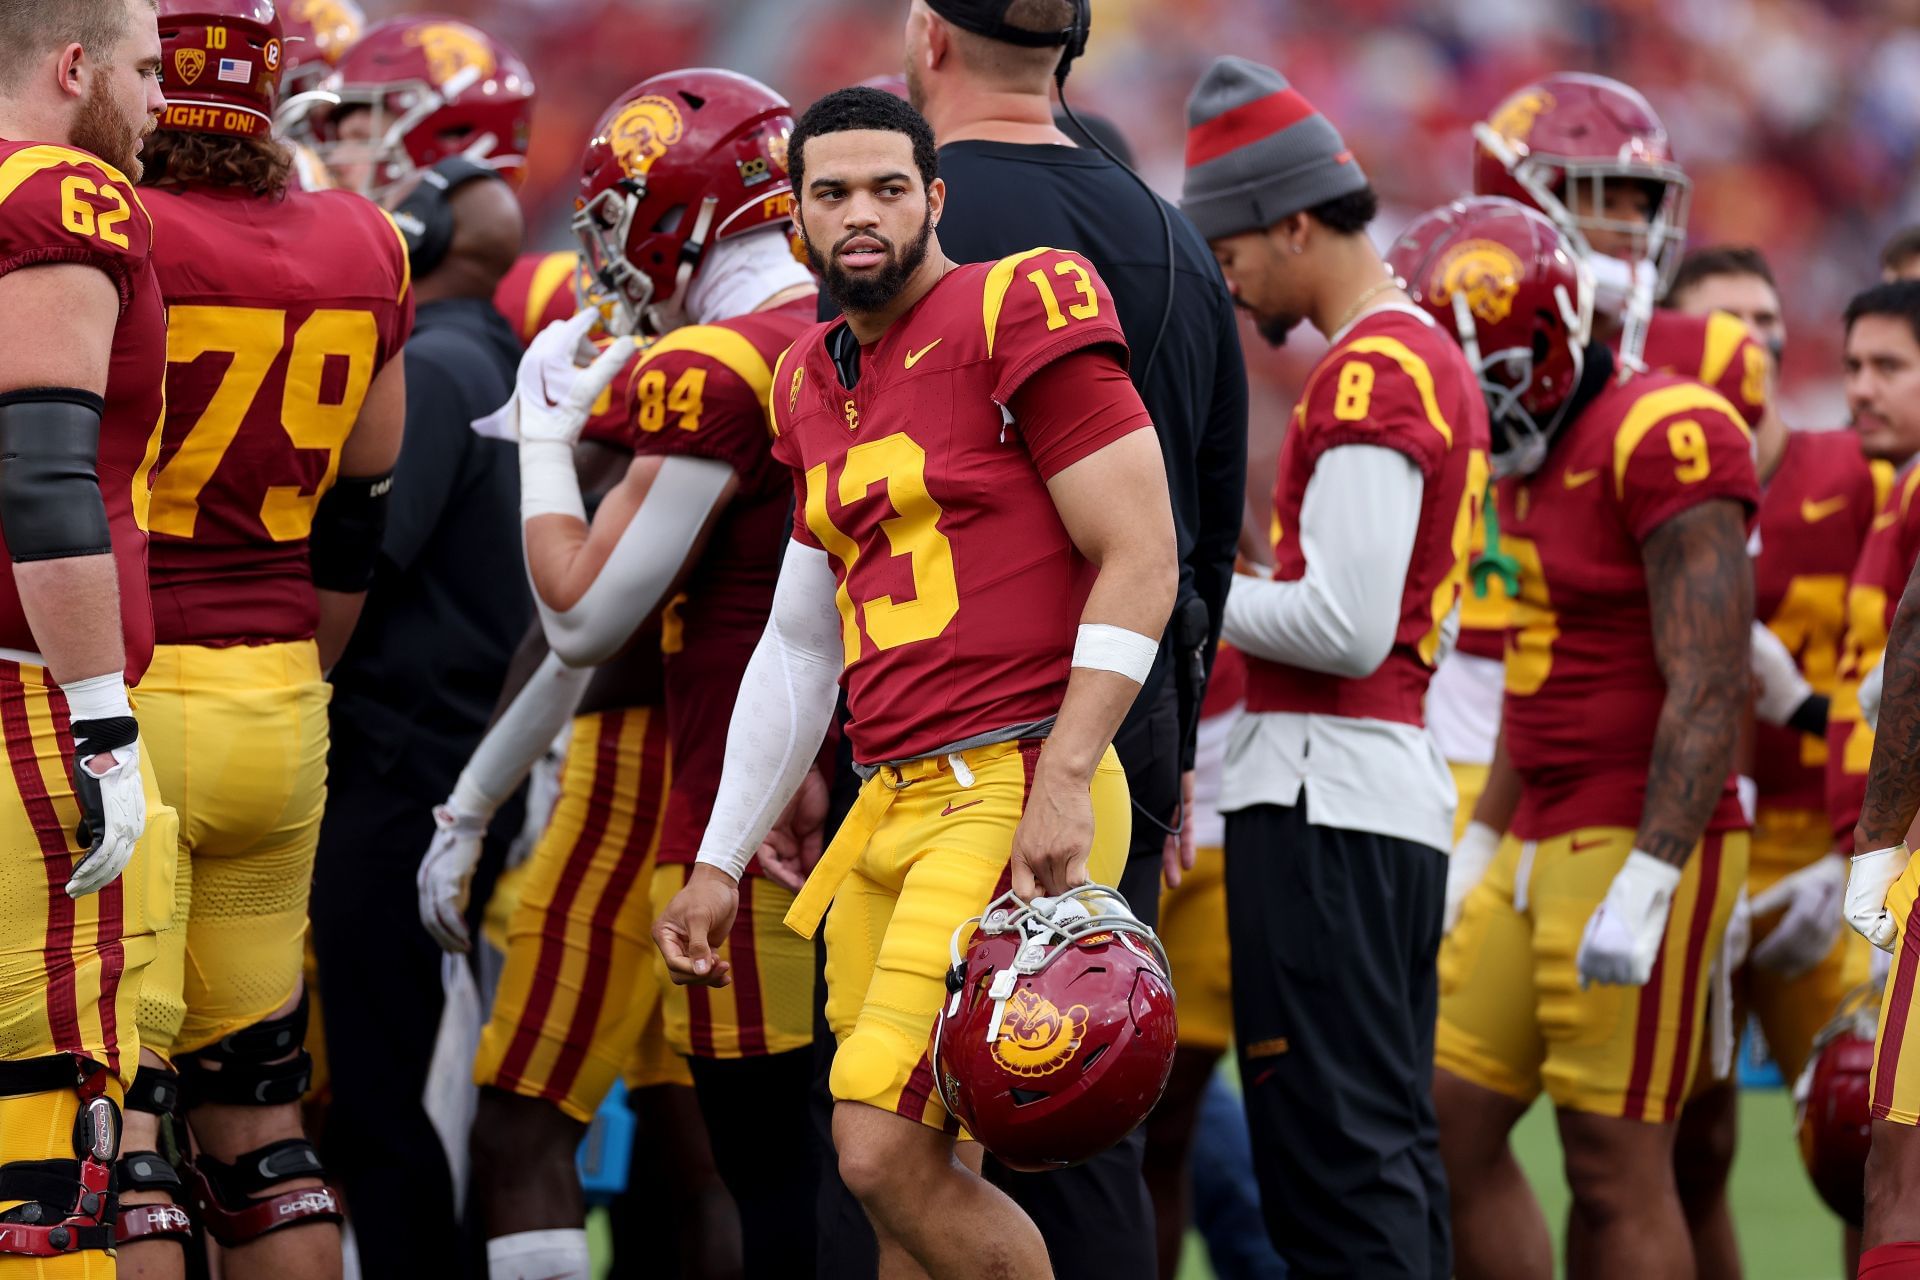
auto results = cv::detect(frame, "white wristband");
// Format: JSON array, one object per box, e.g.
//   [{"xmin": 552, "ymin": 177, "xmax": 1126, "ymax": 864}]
[
  {"xmin": 1071, "ymin": 623, "xmax": 1159, "ymax": 685},
  {"xmin": 62, "ymin": 671, "xmax": 132, "ymax": 725},
  {"xmin": 519, "ymin": 439, "xmax": 587, "ymax": 523},
  {"xmin": 447, "ymin": 770, "xmax": 498, "ymax": 823}
]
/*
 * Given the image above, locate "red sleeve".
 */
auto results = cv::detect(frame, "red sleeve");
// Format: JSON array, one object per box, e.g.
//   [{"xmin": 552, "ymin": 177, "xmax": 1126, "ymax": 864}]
[
  {"xmin": 1613, "ymin": 395, "xmax": 1759, "ymax": 542},
  {"xmin": 985, "ymin": 248, "xmax": 1131, "ymax": 405},
  {"xmin": 367, "ymin": 205, "xmax": 414, "ymax": 365},
  {"xmin": 788, "ymin": 464, "xmax": 822, "ymax": 549},
  {"xmin": 1296, "ymin": 341, "xmax": 1453, "ymax": 478},
  {"xmin": 1008, "ymin": 346, "xmax": 1152, "ymax": 481},
  {"xmin": 0, "ymin": 151, "xmax": 151, "ymax": 313},
  {"xmin": 622, "ymin": 345, "xmax": 765, "ymax": 479}
]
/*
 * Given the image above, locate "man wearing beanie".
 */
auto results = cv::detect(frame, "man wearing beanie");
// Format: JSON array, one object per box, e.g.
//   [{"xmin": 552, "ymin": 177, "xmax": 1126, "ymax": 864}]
[{"xmin": 1182, "ymin": 56, "xmax": 1491, "ymax": 1278}]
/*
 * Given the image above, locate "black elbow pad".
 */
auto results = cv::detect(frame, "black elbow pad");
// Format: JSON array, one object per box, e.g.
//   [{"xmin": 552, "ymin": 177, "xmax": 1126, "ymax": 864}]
[
  {"xmin": 309, "ymin": 470, "xmax": 393, "ymax": 592},
  {"xmin": 0, "ymin": 389, "xmax": 111, "ymax": 562}
]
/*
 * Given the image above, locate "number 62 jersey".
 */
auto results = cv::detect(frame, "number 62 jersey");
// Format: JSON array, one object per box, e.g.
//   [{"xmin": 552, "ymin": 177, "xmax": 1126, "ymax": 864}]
[{"xmin": 769, "ymin": 248, "xmax": 1153, "ymax": 767}]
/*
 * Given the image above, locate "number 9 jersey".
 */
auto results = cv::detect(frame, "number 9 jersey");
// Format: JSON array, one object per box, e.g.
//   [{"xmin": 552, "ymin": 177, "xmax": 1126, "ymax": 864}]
[
  {"xmin": 142, "ymin": 180, "xmax": 413, "ymax": 646},
  {"xmin": 769, "ymin": 247, "xmax": 1152, "ymax": 766}
]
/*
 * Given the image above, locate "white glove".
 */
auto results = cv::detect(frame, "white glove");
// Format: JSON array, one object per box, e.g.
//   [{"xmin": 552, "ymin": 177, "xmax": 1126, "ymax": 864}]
[
  {"xmin": 1861, "ymin": 658, "xmax": 1885, "ymax": 733},
  {"xmin": 417, "ymin": 803, "xmax": 490, "ymax": 953},
  {"xmin": 1748, "ymin": 853, "xmax": 1847, "ymax": 977},
  {"xmin": 62, "ymin": 673, "xmax": 146, "ymax": 899},
  {"xmin": 1445, "ymin": 821, "xmax": 1501, "ymax": 934},
  {"xmin": 1846, "ymin": 842, "xmax": 1911, "ymax": 952},
  {"xmin": 1751, "ymin": 620, "xmax": 1814, "ymax": 727},
  {"xmin": 514, "ymin": 309, "xmax": 632, "ymax": 449},
  {"xmin": 1577, "ymin": 851, "xmax": 1683, "ymax": 987},
  {"xmin": 1707, "ymin": 886, "xmax": 1752, "ymax": 1081}
]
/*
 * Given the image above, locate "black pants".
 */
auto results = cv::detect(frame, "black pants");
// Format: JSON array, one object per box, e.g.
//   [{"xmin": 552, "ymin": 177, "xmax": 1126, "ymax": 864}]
[
  {"xmin": 689, "ymin": 1049, "xmax": 819, "ymax": 1279},
  {"xmin": 309, "ymin": 725, "xmax": 513, "ymax": 1280},
  {"xmin": 1225, "ymin": 802, "xmax": 1449, "ymax": 1280}
]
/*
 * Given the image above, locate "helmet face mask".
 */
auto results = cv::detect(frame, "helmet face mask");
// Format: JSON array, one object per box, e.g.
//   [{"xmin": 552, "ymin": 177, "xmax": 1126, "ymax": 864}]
[{"xmin": 573, "ymin": 183, "xmax": 654, "ymax": 337}]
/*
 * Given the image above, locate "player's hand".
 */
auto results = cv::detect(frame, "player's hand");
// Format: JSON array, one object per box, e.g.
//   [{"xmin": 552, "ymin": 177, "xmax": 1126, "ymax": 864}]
[
  {"xmin": 1751, "ymin": 620, "xmax": 1814, "ymax": 728},
  {"xmin": 654, "ymin": 863, "xmax": 738, "ymax": 988},
  {"xmin": 1444, "ymin": 821, "xmax": 1501, "ymax": 935},
  {"xmin": 1861, "ymin": 658, "xmax": 1885, "ymax": 733},
  {"xmin": 756, "ymin": 767, "xmax": 829, "ymax": 892},
  {"xmin": 64, "ymin": 678, "xmax": 145, "ymax": 899},
  {"xmin": 1010, "ymin": 762, "xmax": 1095, "ymax": 900},
  {"xmin": 514, "ymin": 310, "xmax": 632, "ymax": 448},
  {"xmin": 1576, "ymin": 851, "xmax": 1682, "ymax": 986},
  {"xmin": 1845, "ymin": 842, "xmax": 1911, "ymax": 952},
  {"xmin": 417, "ymin": 803, "xmax": 490, "ymax": 953},
  {"xmin": 1160, "ymin": 770, "xmax": 1196, "ymax": 890},
  {"xmin": 1749, "ymin": 852, "xmax": 1846, "ymax": 977}
]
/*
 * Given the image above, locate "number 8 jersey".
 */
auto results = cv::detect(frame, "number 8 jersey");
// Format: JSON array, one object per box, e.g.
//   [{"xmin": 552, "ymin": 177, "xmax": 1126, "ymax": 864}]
[
  {"xmin": 769, "ymin": 248, "xmax": 1151, "ymax": 766},
  {"xmin": 142, "ymin": 180, "xmax": 413, "ymax": 646}
]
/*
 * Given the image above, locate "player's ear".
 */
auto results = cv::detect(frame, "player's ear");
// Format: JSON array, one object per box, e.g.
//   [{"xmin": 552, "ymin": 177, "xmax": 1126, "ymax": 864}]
[
  {"xmin": 926, "ymin": 176, "xmax": 945, "ymax": 227},
  {"xmin": 54, "ymin": 43, "xmax": 86, "ymax": 102},
  {"xmin": 922, "ymin": 8, "xmax": 951, "ymax": 71}
]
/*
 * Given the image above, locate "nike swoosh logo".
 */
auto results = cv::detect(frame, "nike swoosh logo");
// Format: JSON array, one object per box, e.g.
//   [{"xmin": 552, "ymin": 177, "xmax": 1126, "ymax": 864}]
[
  {"xmin": 905, "ymin": 339, "xmax": 943, "ymax": 369},
  {"xmin": 1803, "ymin": 496, "xmax": 1849, "ymax": 523},
  {"xmin": 1563, "ymin": 467, "xmax": 1600, "ymax": 490},
  {"xmin": 941, "ymin": 798, "xmax": 983, "ymax": 816},
  {"xmin": 1569, "ymin": 835, "xmax": 1611, "ymax": 853}
]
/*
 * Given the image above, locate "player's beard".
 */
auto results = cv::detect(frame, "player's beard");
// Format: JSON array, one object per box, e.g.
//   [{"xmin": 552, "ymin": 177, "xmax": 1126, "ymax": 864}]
[
  {"xmin": 72, "ymin": 73, "xmax": 148, "ymax": 180},
  {"xmin": 1239, "ymin": 298, "xmax": 1300, "ymax": 348},
  {"xmin": 806, "ymin": 210, "xmax": 935, "ymax": 317}
]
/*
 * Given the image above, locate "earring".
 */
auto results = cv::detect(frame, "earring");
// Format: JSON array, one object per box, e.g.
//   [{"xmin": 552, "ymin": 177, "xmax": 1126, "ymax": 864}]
[{"xmin": 1292, "ymin": 243, "xmax": 1305, "ymax": 255}]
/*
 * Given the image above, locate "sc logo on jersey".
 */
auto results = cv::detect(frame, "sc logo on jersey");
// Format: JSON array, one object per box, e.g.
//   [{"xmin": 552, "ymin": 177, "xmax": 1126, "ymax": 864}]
[
  {"xmin": 1431, "ymin": 239, "xmax": 1525, "ymax": 325},
  {"xmin": 990, "ymin": 990, "xmax": 1089, "ymax": 1078},
  {"xmin": 610, "ymin": 95, "xmax": 686, "ymax": 179}
]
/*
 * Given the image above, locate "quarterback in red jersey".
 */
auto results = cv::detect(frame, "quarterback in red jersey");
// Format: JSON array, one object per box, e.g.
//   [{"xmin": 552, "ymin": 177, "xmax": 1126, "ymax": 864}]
[
  {"xmin": 653, "ymin": 87, "xmax": 1175, "ymax": 1279},
  {"xmin": 1409, "ymin": 199, "xmax": 1756, "ymax": 1280},
  {"xmin": 123, "ymin": 1, "xmax": 412, "ymax": 1271},
  {"xmin": 0, "ymin": 0, "xmax": 178, "ymax": 1270}
]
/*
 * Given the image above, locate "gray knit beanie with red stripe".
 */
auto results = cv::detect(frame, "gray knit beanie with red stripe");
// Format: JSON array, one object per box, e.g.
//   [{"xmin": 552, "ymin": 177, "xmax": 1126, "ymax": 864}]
[{"xmin": 1179, "ymin": 56, "xmax": 1369, "ymax": 241}]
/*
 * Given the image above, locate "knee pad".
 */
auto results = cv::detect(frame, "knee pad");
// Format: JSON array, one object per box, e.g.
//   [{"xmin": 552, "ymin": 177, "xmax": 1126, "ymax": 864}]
[
  {"xmin": 0, "ymin": 1055, "xmax": 119, "ymax": 1258},
  {"xmin": 178, "ymin": 997, "xmax": 313, "ymax": 1109},
  {"xmin": 189, "ymin": 1139, "xmax": 342, "ymax": 1246},
  {"xmin": 115, "ymin": 1064, "xmax": 195, "ymax": 1249}
]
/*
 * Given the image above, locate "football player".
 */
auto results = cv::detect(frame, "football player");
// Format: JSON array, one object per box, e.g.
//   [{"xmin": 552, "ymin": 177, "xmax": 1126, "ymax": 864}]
[
  {"xmin": 0, "ymin": 0, "xmax": 175, "ymax": 1271},
  {"xmin": 421, "ymin": 71, "xmax": 820, "ymax": 1280},
  {"xmin": 493, "ymin": 249, "xmax": 590, "ymax": 347},
  {"xmin": 653, "ymin": 85, "xmax": 1175, "ymax": 1279},
  {"xmin": 121, "ymin": 2, "xmax": 413, "ymax": 1274},
  {"xmin": 1407, "ymin": 198, "xmax": 1756, "ymax": 1280},
  {"xmin": 1837, "ymin": 280, "xmax": 1920, "ymax": 1277},
  {"xmin": 274, "ymin": 0, "xmax": 362, "ymax": 192},
  {"xmin": 1666, "ymin": 244, "xmax": 1879, "ymax": 1277}
]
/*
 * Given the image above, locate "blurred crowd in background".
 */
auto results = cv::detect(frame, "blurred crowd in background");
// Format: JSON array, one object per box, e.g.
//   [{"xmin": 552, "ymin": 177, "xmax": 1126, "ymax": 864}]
[{"xmin": 357, "ymin": 0, "xmax": 1920, "ymax": 443}]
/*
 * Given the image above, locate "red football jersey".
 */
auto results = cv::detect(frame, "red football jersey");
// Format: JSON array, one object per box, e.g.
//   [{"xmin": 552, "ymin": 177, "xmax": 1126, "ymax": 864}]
[
  {"xmin": 769, "ymin": 248, "xmax": 1150, "ymax": 765},
  {"xmin": 1622, "ymin": 307, "xmax": 1772, "ymax": 431},
  {"xmin": 622, "ymin": 296, "xmax": 815, "ymax": 865},
  {"xmin": 1828, "ymin": 463, "xmax": 1920, "ymax": 846},
  {"xmin": 1497, "ymin": 372, "xmax": 1759, "ymax": 840},
  {"xmin": 0, "ymin": 140, "xmax": 166, "ymax": 682},
  {"xmin": 1753, "ymin": 431, "xmax": 1881, "ymax": 814},
  {"xmin": 1247, "ymin": 307, "xmax": 1490, "ymax": 725},
  {"xmin": 143, "ymin": 183, "xmax": 412, "ymax": 647},
  {"xmin": 494, "ymin": 250, "xmax": 585, "ymax": 347}
]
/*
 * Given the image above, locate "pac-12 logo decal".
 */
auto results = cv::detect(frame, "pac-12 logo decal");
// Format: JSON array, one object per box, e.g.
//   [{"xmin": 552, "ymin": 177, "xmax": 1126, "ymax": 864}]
[
  {"xmin": 264, "ymin": 39, "xmax": 282, "ymax": 73},
  {"xmin": 990, "ymin": 989, "xmax": 1090, "ymax": 1077},
  {"xmin": 1432, "ymin": 239, "xmax": 1524, "ymax": 325},
  {"xmin": 405, "ymin": 22, "xmax": 497, "ymax": 89},
  {"xmin": 609, "ymin": 95, "xmax": 686, "ymax": 179},
  {"xmin": 1487, "ymin": 88, "xmax": 1554, "ymax": 145},
  {"xmin": 175, "ymin": 48, "xmax": 206, "ymax": 86}
]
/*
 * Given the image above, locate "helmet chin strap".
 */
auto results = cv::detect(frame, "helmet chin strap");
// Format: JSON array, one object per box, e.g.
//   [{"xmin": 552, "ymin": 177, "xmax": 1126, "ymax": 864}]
[{"xmin": 645, "ymin": 195, "xmax": 718, "ymax": 335}]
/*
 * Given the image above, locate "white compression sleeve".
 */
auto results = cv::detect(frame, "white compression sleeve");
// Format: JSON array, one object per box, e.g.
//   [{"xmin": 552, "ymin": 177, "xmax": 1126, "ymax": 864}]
[
  {"xmin": 694, "ymin": 540, "xmax": 845, "ymax": 880},
  {"xmin": 446, "ymin": 651, "xmax": 592, "ymax": 819},
  {"xmin": 1222, "ymin": 445, "xmax": 1425, "ymax": 679},
  {"xmin": 531, "ymin": 454, "xmax": 735, "ymax": 668}
]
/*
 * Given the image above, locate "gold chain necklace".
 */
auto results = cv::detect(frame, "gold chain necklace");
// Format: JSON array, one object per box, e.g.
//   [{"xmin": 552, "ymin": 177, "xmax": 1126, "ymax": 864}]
[{"xmin": 1331, "ymin": 277, "xmax": 1400, "ymax": 337}]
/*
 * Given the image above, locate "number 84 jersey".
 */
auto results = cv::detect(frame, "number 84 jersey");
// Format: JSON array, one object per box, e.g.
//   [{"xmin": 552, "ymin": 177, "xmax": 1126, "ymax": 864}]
[
  {"xmin": 770, "ymin": 247, "xmax": 1151, "ymax": 767},
  {"xmin": 1495, "ymin": 369, "xmax": 1758, "ymax": 841}
]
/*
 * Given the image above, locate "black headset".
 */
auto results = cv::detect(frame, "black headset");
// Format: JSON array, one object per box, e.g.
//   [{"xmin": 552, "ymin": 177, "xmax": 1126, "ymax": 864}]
[{"xmin": 390, "ymin": 156, "xmax": 507, "ymax": 277}]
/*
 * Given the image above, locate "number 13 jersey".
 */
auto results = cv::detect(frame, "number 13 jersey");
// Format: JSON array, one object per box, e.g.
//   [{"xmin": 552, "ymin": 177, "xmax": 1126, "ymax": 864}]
[{"xmin": 769, "ymin": 248, "xmax": 1152, "ymax": 767}]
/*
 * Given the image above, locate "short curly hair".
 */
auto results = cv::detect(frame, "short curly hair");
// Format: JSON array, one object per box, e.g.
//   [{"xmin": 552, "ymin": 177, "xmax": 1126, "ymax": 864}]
[{"xmin": 789, "ymin": 86, "xmax": 939, "ymax": 197}]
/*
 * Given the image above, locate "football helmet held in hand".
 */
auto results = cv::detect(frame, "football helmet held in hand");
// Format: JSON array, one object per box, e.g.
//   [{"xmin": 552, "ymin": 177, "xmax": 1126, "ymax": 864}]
[{"xmin": 1795, "ymin": 983, "xmax": 1880, "ymax": 1227}]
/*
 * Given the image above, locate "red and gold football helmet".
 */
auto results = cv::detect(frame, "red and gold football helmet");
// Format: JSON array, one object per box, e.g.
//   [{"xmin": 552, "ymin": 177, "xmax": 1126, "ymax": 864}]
[
  {"xmin": 277, "ymin": 14, "xmax": 534, "ymax": 200},
  {"xmin": 1388, "ymin": 196, "xmax": 1593, "ymax": 478},
  {"xmin": 1795, "ymin": 984, "xmax": 1879, "ymax": 1228},
  {"xmin": 933, "ymin": 886, "xmax": 1177, "ymax": 1172},
  {"xmin": 572, "ymin": 70, "xmax": 795, "ymax": 337},
  {"xmin": 155, "ymin": 0, "xmax": 283, "ymax": 139},
  {"xmin": 278, "ymin": 0, "xmax": 364, "ymax": 99}
]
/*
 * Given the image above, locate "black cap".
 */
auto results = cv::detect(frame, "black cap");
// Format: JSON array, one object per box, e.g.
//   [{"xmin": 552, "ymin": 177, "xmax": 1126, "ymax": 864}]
[{"xmin": 926, "ymin": 0, "xmax": 1069, "ymax": 48}]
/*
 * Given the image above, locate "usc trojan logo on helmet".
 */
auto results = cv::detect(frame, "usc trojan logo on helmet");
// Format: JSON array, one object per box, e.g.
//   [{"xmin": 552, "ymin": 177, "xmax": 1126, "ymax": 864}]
[
  {"xmin": 405, "ymin": 23, "xmax": 496, "ymax": 88},
  {"xmin": 990, "ymin": 990, "xmax": 1089, "ymax": 1078},
  {"xmin": 1488, "ymin": 88, "xmax": 1554, "ymax": 145},
  {"xmin": 1432, "ymin": 239, "xmax": 1525, "ymax": 325},
  {"xmin": 767, "ymin": 128, "xmax": 791, "ymax": 175},
  {"xmin": 175, "ymin": 49, "xmax": 206, "ymax": 86},
  {"xmin": 609, "ymin": 95, "xmax": 686, "ymax": 180}
]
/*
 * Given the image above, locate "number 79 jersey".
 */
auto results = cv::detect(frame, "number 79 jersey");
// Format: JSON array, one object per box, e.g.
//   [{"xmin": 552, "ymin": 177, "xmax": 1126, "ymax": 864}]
[
  {"xmin": 769, "ymin": 248, "xmax": 1152, "ymax": 766},
  {"xmin": 1495, "ymin": 371, "xmax": 1759, "ymax": 840},
  {"xmin": 143, "ymin": 182, "xmax": 413, "ymax": 647}
]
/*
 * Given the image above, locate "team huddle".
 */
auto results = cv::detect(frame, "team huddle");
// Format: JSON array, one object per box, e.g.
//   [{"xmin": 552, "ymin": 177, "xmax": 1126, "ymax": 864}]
[{"xmin": 0, "ymin": 0, "xmax": 1916, "ymax": 1277}]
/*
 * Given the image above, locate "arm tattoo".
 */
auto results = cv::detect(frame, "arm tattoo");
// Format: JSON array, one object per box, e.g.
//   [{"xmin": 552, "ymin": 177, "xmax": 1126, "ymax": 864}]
[
  {"xmin": 1858, "ymin": 550, "xmax": 1920, "ymax": 849},
  {"xmin": 1636, "ymin": 500, "xmax": 1753, "ymax": 867}
]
